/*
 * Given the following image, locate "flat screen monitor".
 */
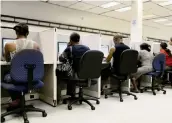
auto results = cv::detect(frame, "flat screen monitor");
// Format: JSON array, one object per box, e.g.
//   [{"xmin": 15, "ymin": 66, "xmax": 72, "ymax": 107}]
[
  {"xmin": 2, "ymin": 38, "xmax": 15, "ymax": 54},
  {"xmin": 101, "ymin": 45, "xmax": 109, "ymax": 57},
  {"xmin": 57, "ymin": 42, "xmax": 68, "ymax": 54}
]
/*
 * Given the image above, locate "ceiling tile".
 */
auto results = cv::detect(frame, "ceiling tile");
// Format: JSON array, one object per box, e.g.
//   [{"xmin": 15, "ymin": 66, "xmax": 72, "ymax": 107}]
[
  {"xmin": 102, "ymin": 10, "xmax": 132, "ymax": 21},
  {"xmin": 49, "ymin": 1, "xmax": 77, "ymax": 7},
  {"xmin": 165, "ymin": 4, "xmax": 172, "ymax": 10},
  {"xmin": 143, "ymin": 2, "xmax": 172, "ymax": 16},
  {"xmin": 86, "ymin": 7, "xmax": 110, "ymax": 14},
  {"xmin": 69, "ymin": 2, "xmax": 95, "ymax": 10}
]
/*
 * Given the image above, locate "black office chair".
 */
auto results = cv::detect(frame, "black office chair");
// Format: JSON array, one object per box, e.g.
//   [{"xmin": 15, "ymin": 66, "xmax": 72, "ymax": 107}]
[
  {"xmin": 104, "ymin": 49, "xmax": 138, "ymax": 102},
  {"xmin": 66, "ymin": 50, "xmax": 104, "ymax": 110}
]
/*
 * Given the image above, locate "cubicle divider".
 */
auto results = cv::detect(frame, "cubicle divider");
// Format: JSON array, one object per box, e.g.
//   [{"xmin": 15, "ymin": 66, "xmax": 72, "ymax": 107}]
[{"xmin": 39, "ymin": 28, "xmax": 57, "ymax": 107}]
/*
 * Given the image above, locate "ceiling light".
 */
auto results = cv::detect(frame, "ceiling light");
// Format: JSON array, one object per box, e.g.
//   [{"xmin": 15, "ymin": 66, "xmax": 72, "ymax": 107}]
[
  {"xmin": 154, "ymin": 18, "xmax": 168, "ymax": 22},
  {"xmin": 165, "ymin": 23, "xmax": 172, "ymax": 26},
  {"xmin": 143, "ymin": 14, "xmax": 156, "ymax": 19},
  {"xmin": 115, "ymin": 7, "xmax": 131, "ymax": 12},
  {"xmin": 78, "ymin": 0, "xmax": 82, "ymax": 1},
  {"xmin": 101, "ymin": 2, "xmax": 120, "ymax": 8},
  {"xmin": 158, "ymin": 0, "xmax": 172, "ymax": 6}
]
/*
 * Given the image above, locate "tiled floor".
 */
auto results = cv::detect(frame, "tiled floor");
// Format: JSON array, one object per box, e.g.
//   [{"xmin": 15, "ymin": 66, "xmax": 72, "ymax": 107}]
[{"xmin": 2, "ymin": 88, "xmax": 172, "ymax": 123}]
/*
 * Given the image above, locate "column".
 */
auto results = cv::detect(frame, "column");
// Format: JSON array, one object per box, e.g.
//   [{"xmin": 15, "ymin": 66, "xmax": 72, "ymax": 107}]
[{"xmin": 130, "ymin": 0, "xmax": 143, "ymax": 50}]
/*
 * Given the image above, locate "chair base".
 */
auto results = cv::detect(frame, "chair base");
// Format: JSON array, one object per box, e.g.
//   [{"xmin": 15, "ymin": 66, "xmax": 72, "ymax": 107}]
[
  {"xmin": 1, "ymin": 105, "xmax": 47, "ymax": 123},
  {"xmin": 105, "ymin": 90, "xmax": 138, "ymax": 102},
  {"xmin": 140, "ymin": 86, "xmax": 166, "ymax": 95},
  {"xmin": 104, "ymin": 80, "xmax": 138, "ymax": 102},
  {"xmin": 63, "ymin": 87, "xmax": 100, "ymax": 110}
]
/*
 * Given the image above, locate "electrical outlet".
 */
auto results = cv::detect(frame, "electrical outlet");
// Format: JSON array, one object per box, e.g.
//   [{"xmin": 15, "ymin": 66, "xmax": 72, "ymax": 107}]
[{"xmin": 30, "ymin": 95, "xmax": 34, "ymax": 99}]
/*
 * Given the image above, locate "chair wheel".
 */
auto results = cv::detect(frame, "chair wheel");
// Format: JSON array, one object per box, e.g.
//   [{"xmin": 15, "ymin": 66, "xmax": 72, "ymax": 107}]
[
  {"xmin": 134, "ymin": 97, "xmax": 138, "ymax": 100},
  {"xmin": 24, "ymin": 120, "xmax": 29, "ymax": 123},
  {"xmin": 163, "ymin": 91, "xmax": 166, "ymax": 94},
  {"xmin": 120, "ymin": 99, "xmax": 123, "ymax": 102},
  {"xmin": 68, "ymin": 106, "xmax": 72, "ymax": 110},
  {"xmin": 153, "ymin": 92, "xmax": 156, "ymax": 95},
  {"xmin": 63, "ymin": 100, "xmax": 67, "ymax": 104},
  {"xmin": 157, "ymin": 88, "xmax": 160, "ymax": 91},
  {"xmin": 105, "ymin": 95, "xmax": 108, "ymax": 99},
  {"xmin": 79, "ymin": 101, "xmax": 82, "ymax": 104},
  {"xmin": 101, "ymin": 91, "xmax": 104, "ymax": 95},
  {"xmin": 91, "ymin": 106, "xmax": 95, "ymax": 110},
  {"xmin": 96, "ymin": 100, "xmax": 100, "ymax": 104},
  {"xmin": 42, "ymin": 112, "xmax": 47, "ymax": 117},
  {"xmin": 1, "ymin": 117, "xmax": 5, "ymax": 122},
  {"xmin": 140, "ymin": 89, "xmax": 143, "ymax": 93}
]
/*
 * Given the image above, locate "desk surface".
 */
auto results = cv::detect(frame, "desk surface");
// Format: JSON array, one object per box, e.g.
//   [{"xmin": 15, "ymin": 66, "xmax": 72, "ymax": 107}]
[{"xmin": 0, "ymin": 61, "xmax": 54, "ymax": 65}]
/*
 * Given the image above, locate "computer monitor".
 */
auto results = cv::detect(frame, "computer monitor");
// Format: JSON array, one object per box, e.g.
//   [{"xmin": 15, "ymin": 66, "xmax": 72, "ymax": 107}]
[
  {"xmin": 101, "ymin": 45, "xmax": 109, "ymax": 57},
  {"xmin": 57, "ymin": 42, "xmax": 68, "ymax": 54},
  {"xmin": 2, "ymin": 38, "xmax": 15, "ymax": 54}
]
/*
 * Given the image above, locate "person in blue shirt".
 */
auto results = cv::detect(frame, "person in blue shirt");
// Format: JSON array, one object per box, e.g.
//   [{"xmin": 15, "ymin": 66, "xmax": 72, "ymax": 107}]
[{"xmin": 59, "ymin": 32, "xmax": 90, "ymax": 97}]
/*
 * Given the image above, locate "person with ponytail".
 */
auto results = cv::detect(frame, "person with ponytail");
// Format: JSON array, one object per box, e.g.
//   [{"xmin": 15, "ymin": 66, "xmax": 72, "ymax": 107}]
[
  {"xmin": 160, "ymin": 42, "xmax": 172, "ymax": 70},
  {"xmin": 131, "ymin": 43, "xmax": 154, "ymax": 93}
]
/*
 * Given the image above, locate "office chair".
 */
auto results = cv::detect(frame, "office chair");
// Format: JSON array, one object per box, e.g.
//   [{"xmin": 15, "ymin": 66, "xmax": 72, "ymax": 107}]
[
  {"xmin": 104, "ymin": 49, "xmax": 138, "ymax": 102},
  {"xmin": 140, "ymin": 53, "xmax": 166, "ymax": 95},
  {"xmin": 1, "ymin": 49, "xmax": 47, "ymax": 123},
  {"xmin": 65, "ymin": 50, "xmax": 104, "ymax": 110}
]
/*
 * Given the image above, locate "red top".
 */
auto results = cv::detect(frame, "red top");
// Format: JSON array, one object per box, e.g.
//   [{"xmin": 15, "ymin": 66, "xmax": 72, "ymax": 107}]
[{"xmin": 160, "ymin": 49, "xmax": 172, "ymax": 66}]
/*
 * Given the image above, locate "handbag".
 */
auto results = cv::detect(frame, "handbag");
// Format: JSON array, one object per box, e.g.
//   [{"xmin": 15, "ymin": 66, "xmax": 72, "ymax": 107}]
[{"xmin": 57, "ymin": 46, "xmax": 73, "ymax": 77}]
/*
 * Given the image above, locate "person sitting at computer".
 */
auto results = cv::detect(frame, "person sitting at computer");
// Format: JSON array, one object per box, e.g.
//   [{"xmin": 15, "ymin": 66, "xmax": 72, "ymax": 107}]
[
  {"xmin": 160, "ymin": 42, "xmax": 172, "ymax": 70},
  {"xmin": 106, "ymin": 35, "xmax": 130, "ymax": 73},
  {"xmin": 4, "ymin": 23, "xmax": 40, "ymax": 109},
  {"xmin": 59, "ymin": 32, "xmax": 90, "ymax": 98},
  {"xmin": 131, "ymin": 43, "xmax": 154, "ymax": 93}
]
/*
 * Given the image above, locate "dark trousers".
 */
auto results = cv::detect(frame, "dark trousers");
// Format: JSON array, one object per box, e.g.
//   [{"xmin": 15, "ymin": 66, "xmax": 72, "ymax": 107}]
[{"xmin": 67, "ymin": 80, "xmax": 76, "ymax": 97}]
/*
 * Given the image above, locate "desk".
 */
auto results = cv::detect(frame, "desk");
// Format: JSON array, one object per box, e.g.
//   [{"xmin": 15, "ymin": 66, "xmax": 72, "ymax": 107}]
[{"xmin": 0, "ymin": 61, "xmax": 53, "ymax": 65}]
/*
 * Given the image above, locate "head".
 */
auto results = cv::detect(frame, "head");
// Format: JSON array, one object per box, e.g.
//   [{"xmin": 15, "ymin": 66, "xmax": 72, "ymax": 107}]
[
  {"xmin": 160, "ymin": 42, "xmax": 172, "ymax": 56},
  {"xmin": 13, "ymin": 23, "xmax": 29, "ymax": 39},
  {"xmin": 140, "ymin": 43, "xmax": 151, "ymax": 52},
  {"xmin": 160, "ymin": 42, "xmax": 168, "ymax": 50},
  {"xmin": 113, "ymin": 35, "xmax": 123, "ymax": 44},
  {"xmin": 69, "ymin": 32, "xmax": 80, "ymax": 45}
]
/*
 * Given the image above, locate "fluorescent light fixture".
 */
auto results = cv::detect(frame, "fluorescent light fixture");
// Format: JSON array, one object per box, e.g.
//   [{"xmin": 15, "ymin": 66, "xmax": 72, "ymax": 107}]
[
  {"xmin": 143, "ymin": 14, "xmax": 156, "ymax": 19},
  {"xmin": 78, "ymin": 0, "xmax": 82, "ymax": 1},
  {"xmin": 165, "ymin": 23, "xmax": 172, "ymax": 26},
  {"xmin": 158, "ymin": 1, "xmax": 172, "ymax": 6},
  {"xmin": 101, "ymin": 2, "xmax": 120, "ymax": 8},
  {"xmin": 115, "ymin": 6, "xmax": 131, "ymax": 12},
  {"xmin": 154, "ymin": 18, "xmax": 168, "ymax": 22}
]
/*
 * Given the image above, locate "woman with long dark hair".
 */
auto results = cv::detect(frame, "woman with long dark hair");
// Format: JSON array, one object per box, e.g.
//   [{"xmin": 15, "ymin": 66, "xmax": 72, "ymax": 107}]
[{"xmin": 160, "ymin": 42, "xmax": 172, "ymax": 70}]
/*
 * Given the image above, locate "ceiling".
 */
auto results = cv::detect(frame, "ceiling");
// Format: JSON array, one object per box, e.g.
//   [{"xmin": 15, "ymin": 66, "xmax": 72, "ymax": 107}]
[{"xmin": 41, "ymin": 0, "xmax": 172, "ymax": 28}]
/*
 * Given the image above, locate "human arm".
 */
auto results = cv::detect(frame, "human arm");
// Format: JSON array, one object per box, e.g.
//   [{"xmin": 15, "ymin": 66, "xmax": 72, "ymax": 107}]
[
  {"xmin": 4, "ymin": 43, "xmax": 15, "ymax": 62},
  {"xmin": 106, "ymin": 47, "xmax": 115, "ymax": 62}
]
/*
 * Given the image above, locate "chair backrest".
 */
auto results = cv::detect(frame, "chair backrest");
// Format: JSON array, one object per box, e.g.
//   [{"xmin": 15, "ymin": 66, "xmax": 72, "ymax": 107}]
[
  {"xmin": 77, "ymin": 50, "xmax": 104, "ymax": 79},
  {"xmin": 10, "ymin": 49, "xmax": 44, "ymax": 83},
  {"xmin": 119, "ymin": 49, "xmax": 138, "ymax": 75},
  {"xmin": 152, "ymin": 53, "xmax": 165, "ymax": 72}
]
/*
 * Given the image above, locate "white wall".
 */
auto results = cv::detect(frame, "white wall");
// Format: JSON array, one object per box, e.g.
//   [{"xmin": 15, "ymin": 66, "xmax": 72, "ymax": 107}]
[{"xmin": 1, "ymin": 1, "xmax": 171, "ymax": 40}]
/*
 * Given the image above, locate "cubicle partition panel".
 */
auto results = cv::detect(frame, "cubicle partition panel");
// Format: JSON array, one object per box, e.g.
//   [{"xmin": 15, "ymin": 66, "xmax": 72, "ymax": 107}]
[
  {"xmin": 152, "ymin": 42, "xmax": 160, "ymax": 54},
  {"xmin": 81, "ymin": 34, "xmax": 102, "ymax": 98},
  {"xmin": 39, "ymin": 28, "xmax": 57, "ymax": 106}
]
